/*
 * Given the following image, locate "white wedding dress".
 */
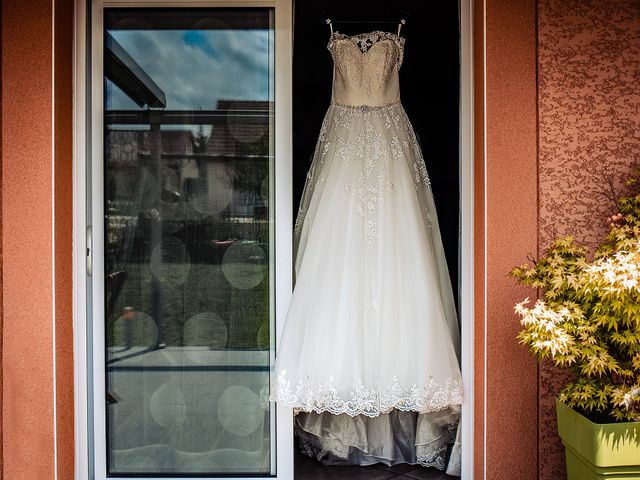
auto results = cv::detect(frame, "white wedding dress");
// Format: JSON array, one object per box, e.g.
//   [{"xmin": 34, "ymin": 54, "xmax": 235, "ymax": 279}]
[{"xmin": 273, "ymin": 29, "xmax": 463, "ymax": 475}]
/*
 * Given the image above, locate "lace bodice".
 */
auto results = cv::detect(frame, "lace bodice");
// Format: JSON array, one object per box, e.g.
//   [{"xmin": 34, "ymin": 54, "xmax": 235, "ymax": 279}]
[{"xmin": 328, "ymin": 31, "xmax": 405, "ymax": 107}]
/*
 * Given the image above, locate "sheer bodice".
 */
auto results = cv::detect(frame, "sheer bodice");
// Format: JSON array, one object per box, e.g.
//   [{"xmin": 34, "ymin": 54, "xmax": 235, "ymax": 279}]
[{"xmin": 328, "ymin": 31, "xmax": 405, "ymax": 107}]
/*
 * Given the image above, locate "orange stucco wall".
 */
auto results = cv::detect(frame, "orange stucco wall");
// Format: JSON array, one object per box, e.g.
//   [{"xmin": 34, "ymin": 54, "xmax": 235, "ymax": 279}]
[
  {"xmin": 473, "ymin": 0, "xmax": 539, "ymax": 478},
  {"xmin": 474, "ymin": 2, "xmax": 640, "ymax": 480},
  {"xmin": 2, "ymin": 0, "xmax": 55, "ymax": 477},
  {"xmin": 1, "ymin": 0, "xmax": 73, "ymax": 479}
]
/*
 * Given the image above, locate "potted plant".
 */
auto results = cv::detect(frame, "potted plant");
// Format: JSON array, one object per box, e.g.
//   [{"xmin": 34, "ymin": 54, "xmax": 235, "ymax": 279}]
[{"xmin": 510, "ymin": 174, "xmax": 640, "ymax": 480}]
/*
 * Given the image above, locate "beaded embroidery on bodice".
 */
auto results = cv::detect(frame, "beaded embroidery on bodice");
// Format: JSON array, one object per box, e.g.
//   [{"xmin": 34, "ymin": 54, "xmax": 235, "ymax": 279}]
[{"xmin": 328, "ymin": 31, "xmax": 405, "ymax": 107}]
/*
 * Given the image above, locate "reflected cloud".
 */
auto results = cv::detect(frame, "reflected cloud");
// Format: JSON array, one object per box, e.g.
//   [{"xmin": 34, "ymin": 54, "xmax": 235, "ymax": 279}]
[{"xmin": 106, "ymin": 29, "xmax": 272, "ymax": 111}]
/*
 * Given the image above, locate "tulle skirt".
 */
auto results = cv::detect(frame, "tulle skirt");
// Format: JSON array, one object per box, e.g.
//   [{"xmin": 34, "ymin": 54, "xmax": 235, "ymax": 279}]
[
  {"xmin": 296, "ymin": 408, "xmax": 461, "ymax": 472},
  {"xmin": 273, "ymin": 101, "xmax": 463, "ymax": 475}
]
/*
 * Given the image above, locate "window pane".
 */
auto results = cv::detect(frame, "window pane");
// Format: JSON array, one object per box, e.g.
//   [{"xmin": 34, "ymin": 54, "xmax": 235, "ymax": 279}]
[{"xmin": 103, "ymin": 8, "xmax": 275, "ymax": 476}]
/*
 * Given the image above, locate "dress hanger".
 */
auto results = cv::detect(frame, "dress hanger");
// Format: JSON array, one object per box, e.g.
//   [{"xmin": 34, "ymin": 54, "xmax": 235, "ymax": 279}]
[
  {"xmin": 320, "ymin": 0, "xmax": 411, "ymax": 33},
  {"xmin": 320, "ymin": 0, "xmax": 411, "ymax": 21},
  {"xmin": 326, "ymin": 18, "xmax": 405, "ymax": 37}
]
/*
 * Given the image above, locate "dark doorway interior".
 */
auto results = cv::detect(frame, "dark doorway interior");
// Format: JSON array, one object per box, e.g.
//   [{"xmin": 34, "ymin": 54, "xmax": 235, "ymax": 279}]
[{"xmin": 292, "ymin": 0, "xmax": 460, "ymax": 309}]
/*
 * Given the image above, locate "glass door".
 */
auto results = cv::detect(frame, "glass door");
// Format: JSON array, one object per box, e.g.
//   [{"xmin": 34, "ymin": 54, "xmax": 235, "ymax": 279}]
[{"xmin": 88, "ymin": 2, "xmax": 293, "ymax": 478}]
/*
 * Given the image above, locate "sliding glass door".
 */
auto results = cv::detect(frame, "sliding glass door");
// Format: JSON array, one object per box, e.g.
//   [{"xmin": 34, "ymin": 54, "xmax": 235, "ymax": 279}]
[{"xmin": 87, "ymin": 2, "xmax": 292, "ymax": 478}]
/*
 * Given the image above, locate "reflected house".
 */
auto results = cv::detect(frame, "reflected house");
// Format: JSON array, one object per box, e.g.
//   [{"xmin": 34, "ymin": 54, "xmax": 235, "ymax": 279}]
[
  {"xmin": 134, "ymin": 112, "xmax": 272, "ymax": 222},
  {"xmin": 203, "ymin": 100, "xmax": 271, "ymax": 221},
  {"xmin": 107, "ymin": 100, "xmax": 271, "ymax": 224},
  {"xmin": 105, "ymin": 99, "xmax": 273, "ymax": 264}
]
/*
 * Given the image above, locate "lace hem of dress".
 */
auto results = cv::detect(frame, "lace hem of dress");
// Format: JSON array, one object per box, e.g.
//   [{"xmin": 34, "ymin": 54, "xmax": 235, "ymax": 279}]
[
  {"xmin": 416, "ymin": 445, "xmax": 450, "ymax": 470},
  {"xmin": 275, "ymin": 370, "xmax": 463, "ymax": 417},
  {"xmin": 416, "ymin": 425, "xmax": 458, "ymax": 471}
]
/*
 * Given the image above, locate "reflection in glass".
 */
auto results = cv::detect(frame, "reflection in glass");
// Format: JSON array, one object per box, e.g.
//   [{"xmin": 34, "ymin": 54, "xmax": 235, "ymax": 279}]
[{"xmin": 103, "ymin": 8, "xmax": 274, "ymax": 475}]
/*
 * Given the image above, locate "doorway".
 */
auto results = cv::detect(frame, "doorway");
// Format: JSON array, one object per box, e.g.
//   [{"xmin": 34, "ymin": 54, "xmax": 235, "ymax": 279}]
[
  {"xmin": 74, "ymin": 0, "xmax": 472, "ymax": 477},
  {"xmin": 291, "ymin": 1, "xmax": 463, "ymax": 479}
]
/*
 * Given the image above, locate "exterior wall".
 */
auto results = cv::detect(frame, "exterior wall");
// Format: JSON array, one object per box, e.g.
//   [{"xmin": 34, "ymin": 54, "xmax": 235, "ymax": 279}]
[
  {"xmin": 0, "ymin": 0, "xmax": 637, "ymax": 479},
  {"xmin": 2, "ymin": 0, "xmax": 55, "ymax": 477},
  {"xmin": 474, "ymin": 2, "xmax": 640, "ymax": 479},
  {"xmin": 2, "ymin": 0, "xmax": 542, "ymax": 478},
  {"xmin": 1, "ymin": 0, "xmax": 73, "ymax": 479},
  {"xmin": 474, "ymin": 0, "xmax": 539, "ymax": 478},
  {"xmin": 537, "ymin": 1, "xmax": 640, "ymax": 478}
]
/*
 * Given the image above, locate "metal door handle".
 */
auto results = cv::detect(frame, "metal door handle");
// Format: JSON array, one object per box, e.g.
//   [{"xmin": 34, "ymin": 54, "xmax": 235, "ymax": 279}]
[{"xmin": 86, "ymin": 225, "xmax": 92, "ymax": 276}]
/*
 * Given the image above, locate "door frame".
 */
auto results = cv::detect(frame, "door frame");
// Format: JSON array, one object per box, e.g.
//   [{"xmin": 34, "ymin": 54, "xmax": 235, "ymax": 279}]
[
  {"xmin": 72, "ymin": 0, "xmax": 474, "ymax": 478},
  {"xmin": 72, "ymin": 0, "xmax": 293, "ymax": 478},
  {"xmin": 459, "ymin": 0, "xmax": 474, "ymax": 478}
]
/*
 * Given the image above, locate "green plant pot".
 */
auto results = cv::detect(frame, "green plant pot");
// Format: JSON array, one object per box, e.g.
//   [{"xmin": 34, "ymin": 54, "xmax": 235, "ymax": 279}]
[{"xmin": 556, "ymin": 398, "xmax": 640, "ymax": 479}]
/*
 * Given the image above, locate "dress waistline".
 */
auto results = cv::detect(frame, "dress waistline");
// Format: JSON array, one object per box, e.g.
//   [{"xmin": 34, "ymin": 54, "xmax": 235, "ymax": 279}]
[{"xmin": 329, "ymin": 99, "xmax": 402, "ymax": 110}]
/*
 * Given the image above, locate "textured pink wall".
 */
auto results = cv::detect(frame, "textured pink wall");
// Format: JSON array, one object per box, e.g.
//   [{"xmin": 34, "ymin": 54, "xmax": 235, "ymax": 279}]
[
  {"xmin": 1, "ymin": 0, "xmax": 74, "ymax": 478},
  {"xmin": 537, "ymin": 1, "xmax": 640, "ymax": 478},
  {"xmin": 2, "ymin": 0, "xmax": 55, "ymax": 477},
  {"xmin": 475, "ymin": 0, "xmax": 539, "ymax": 478}
]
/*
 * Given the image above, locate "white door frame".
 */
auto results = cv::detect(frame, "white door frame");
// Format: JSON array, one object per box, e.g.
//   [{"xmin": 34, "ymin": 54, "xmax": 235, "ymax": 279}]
[
  {"xmin": 459, "ymin": 0, "xmax": 475, "ymax": 478},
  {"xmin": 73, "ymin": 0, "xmax": 473, "ymax": 478},
  {"xmin": 73, "ymin": 0, "xmax": 293, "ymax": 478}
]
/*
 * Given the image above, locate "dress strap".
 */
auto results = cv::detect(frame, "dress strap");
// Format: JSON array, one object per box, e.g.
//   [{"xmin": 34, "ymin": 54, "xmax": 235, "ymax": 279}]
[
  {"xmin": 326, "ymin": 18, "xmax": 334, "ymax": 37},
  {"xmin": 397, "ymin": 19, "xmax": 406, "ymax": 37}
]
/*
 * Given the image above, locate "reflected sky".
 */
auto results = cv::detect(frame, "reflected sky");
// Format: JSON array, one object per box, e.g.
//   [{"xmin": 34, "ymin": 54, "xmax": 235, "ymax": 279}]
[{"xmin": 106, "ymin": 29, "xmax": 273, "ymax": 111}]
